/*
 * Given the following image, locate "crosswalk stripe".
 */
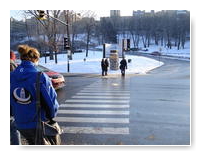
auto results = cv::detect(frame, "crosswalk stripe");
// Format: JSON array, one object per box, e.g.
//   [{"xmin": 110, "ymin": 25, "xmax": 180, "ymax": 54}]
[
  {"xmin": 83, "ymin": 86, "xmax": 129, "ymax": 89},
  {"xmin": 76, "ymin": 92, "xmax": 130, "ymax": 96},
  {"xmin": 85, "ymin": 84, "xmax": 129, "ymax": 87},
  {"xmin": 60, "ymin": 104, "xmax": 129, "ymax": 108},
  {"xmin": 80, "ymin": 90, "xmax": 130, "ymax": 93},
  {"xmin": 65, "ymin": 99, "xmax": 129, "ymax": 103},
  {"xmin": 82, "ymin": 87, "xmax": 129, "ymax": 91},
  {"xmin": 82, "ymin": 88, "xmax": 129, "ymax": 90},
  {"xmin": 80, "ymin": 89, "xmax": 130, "ymax": 92},
  {"xmin": 57, "ymin": 80, "xmax": 131, "ymax": 136},
  {"xmin": 58, "ymin": 109, "xmax": 129, "ymax": 115},
  {"xmin": 55, "ymin": 117, "xmax": 129, "ymax": 124},
  {"xmin": 71, "ymin": 96, "xmax": 130, "ymax": 99},
  {"xmin": 62, "ymin": 126, "xmax": 129, "ymax": 135},
  {"xmin": 85, "ymin": 85, "xmax": 129, "ymax": 87}
]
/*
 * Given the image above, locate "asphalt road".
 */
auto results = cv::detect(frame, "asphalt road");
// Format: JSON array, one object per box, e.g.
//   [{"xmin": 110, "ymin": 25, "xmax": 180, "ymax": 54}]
[
  {"xmin": 128, "ymin": 56, "xmax": 190, "ymax": 145},
  {"xmin": 56, "ymin": 56, "xmax": 190, "ymax": 145}
]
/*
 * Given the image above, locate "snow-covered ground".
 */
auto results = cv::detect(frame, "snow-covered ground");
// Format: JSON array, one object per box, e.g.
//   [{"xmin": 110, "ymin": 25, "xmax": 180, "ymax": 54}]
[
  {"xmin": 115, "ymin": 34, "xmax": 190, "ymax": 60},
  {"xmin": 96, "ymin": 41, "xmax": 190, "ymax": 60},
  {"xmin": 38, "ymin": 35, "xmax": 189, "ymax": 75},
  {"xmin": 39, "ymin": 51, "xmax": 164, "ymax": 74},
  {"xmin": 139, "ymin": 41, "xmax": 190, "ymax": 60},
  {"xmin": 14, "ymin": 34, "xmax": 190, "ymax": 75}
]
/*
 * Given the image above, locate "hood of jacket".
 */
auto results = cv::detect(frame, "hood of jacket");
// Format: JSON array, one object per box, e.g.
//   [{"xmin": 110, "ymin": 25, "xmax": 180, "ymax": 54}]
[{"xmin": 11, "ymin": 60, "xmax": 38, "ymax": 82}]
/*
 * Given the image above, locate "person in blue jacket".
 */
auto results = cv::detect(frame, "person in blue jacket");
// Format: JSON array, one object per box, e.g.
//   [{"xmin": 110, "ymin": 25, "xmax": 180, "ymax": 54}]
[{"xmin": 10, "ymin": 45, "xmax": 59, "ymax": 145}]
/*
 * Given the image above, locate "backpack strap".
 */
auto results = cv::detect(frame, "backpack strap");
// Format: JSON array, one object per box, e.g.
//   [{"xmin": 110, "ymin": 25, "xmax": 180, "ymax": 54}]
[
  {"xmin": 36, "ymin": 72, "xmax": 42, "ymax": 114},
  {"xmin": 35, "ymin": 71, "xmax": 43, "ymax": 145}
]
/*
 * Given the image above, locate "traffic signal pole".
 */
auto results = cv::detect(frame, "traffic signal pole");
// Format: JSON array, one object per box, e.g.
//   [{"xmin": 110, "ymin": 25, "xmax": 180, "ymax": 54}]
[
  {"xmin": 64, "ymin": 10, "xmax": 71, "ymax": 72},
  {"xmin": 37, "ymin": 10, "xmax": 72, "ymax": 73}
]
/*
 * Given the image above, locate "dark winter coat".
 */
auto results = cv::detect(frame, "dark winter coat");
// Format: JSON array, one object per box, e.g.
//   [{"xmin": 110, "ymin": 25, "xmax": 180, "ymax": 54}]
[
  {"xmin": 120, "ymin": 59, "xmax": 128, "ymax": 70},
  {"xmin": 101, "ymin": 59, "xmax": 109, "ymax": 71},
  {"xmin": 104, "ymin": 59, "xmax": 109, "ymax": 71}
]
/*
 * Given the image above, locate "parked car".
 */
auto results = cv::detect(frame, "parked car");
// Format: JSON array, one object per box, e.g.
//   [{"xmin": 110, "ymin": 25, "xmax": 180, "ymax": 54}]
[
  {"xmin": 151, "ymin": 51, "xmax": 162, "ymax": 56},
  {"xmin": 74, "ymin": 49, "xmax": 83, "ymax": 53},
  {"xmin": 36, "ymin": 65, "xmax": 65, "ymax": 90}
]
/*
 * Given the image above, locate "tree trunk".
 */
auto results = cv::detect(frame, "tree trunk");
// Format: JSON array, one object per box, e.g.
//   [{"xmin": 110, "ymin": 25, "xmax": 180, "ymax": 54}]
[
  {"xmin": 141, "ymin": 35, "xmax": 146, "ymax": 48},
  {"xmin": 55, "ymin": 51, "xmax": 57, "ymax": 64},
  {"xmin": 86, "ymin": 32, "xmax": 90, "ymax": 57},
  {"xmin": 177, "ymin": 34, "xmax": 181, "ymax": 50},
  {"xmin": 154, "ymin": 33, "xmax": 158, "ymax": 45},
  {"xmin": 25, "ymin": 18, "xmax": 31, "ymax": 41},
  {"xmin": 181, "ymin": 33, "xmax": 186, "ymax": 49}
]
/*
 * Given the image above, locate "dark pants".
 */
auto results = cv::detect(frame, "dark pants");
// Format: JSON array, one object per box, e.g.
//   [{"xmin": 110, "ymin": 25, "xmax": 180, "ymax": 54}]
[
  {"xmin": 10, "ymin": 118, "xmax": 21, "ymax": 145},
  {"xmin": 19, "ymin": 129, "xmax": 36, "ymax": 145},
  {"xmin": 121, "ymin": 69, "xmax": 125, "ymax": 76},
  {"xmin": 102, "ymin": 70, "xmax": 107, "ymax": 76}
]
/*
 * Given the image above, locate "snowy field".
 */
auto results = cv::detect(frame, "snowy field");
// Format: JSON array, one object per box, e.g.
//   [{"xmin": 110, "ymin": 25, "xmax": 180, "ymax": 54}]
[
  {"xmin": 140, "ymin": 41, "xmax": 190, "ymax": 59},
  {"xmin": 116, "ymin": 34, "xmax": 190, "ymax": 59},
  {"xmin": 96, "ymin": 41, "xmax": 190, "ymax": 60},
  {"xmin": 39, "ymin": 39, "xmax": 190, "ymax": 74},
  {"xmin": 39, "ymin": 51, "xmax": 164, "ymax": 75}
]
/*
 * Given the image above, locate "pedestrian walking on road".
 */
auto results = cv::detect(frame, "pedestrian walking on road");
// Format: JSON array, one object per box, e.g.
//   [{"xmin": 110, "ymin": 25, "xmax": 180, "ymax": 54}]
[
  {"xmin": 119, "ymin": 57, "xmax": 128, "ymax": 77},
  {"xmin": 10, "ymin": 45, "xmax": 59, "ymax": 145},
  {"xmin": 101, "ymin": 58, "xmax": 109, "ymax": 76},
  {"xmin": 101, "ymin": 58, "xmax": 106, "ymax": 76},
  {"xmin": 104, "ymin": 58, "xmax": 109, "ymax": 76}
]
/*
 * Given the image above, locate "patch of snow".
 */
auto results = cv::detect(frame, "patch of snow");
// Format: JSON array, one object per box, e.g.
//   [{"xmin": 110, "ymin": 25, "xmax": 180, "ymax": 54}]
[{"xmin": 39, "ymin": 51, "xmax": 164, "ymax": 74}]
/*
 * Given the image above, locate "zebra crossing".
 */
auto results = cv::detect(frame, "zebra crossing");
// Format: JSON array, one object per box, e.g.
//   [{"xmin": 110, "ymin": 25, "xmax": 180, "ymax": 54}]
[{"xmin": 55, "ymin": 79, "xmax": 130, "ymax": 135}]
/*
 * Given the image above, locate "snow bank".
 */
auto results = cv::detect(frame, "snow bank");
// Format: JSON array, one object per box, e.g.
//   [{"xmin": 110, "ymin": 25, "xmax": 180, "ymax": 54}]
[{"xmin": 39, "ymin": 51, "xmax": 164, "ymax": 74}]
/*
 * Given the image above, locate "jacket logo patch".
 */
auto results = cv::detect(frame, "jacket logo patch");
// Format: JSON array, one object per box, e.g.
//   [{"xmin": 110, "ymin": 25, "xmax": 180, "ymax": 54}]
[
  {"xmin": 13, "ymin": 87, "xmax": 32, "ymax": 104},
  {"xmin": 20, "ymin": 68, "xmax": 24, "ymax": 72}
]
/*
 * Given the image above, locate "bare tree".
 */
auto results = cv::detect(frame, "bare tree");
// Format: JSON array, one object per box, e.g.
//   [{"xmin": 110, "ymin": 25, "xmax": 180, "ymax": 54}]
[
  {"xmin": 99, "ymin": 17, "xmax": 117, "ymax": 44},
  {"xmin": 81, "ymin": 11, "xmax": 96, "ymax": 57},
  {"xmin": 128, "ymin": 16, "xmax": 140, "ymax": 49},
  {"xmin": 27, "ymin": 10, "xmax": 62, "ymax": 61},
  {"xmin": 23, "ymin": 14, "xmax": 31, "ymax": 41}
]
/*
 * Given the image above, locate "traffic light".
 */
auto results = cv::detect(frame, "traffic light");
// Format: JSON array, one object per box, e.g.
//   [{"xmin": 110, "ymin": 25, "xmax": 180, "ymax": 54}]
[
  {"xmin": 37, "ymin": 10, "xmax": 46, "ymax": 20},
  {"xmin": 64, "ymin": 37, "xmax": 70, "ymax": 50}
]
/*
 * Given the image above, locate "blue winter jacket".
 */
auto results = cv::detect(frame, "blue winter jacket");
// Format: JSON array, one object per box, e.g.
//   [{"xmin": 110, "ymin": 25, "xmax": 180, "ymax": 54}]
[{"xmin": 10, "ymin": 60, "xmax": 59, "ymax": 129}]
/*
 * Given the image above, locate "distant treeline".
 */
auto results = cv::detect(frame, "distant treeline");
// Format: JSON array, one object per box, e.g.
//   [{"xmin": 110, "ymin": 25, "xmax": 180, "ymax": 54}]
[
  {"xmin": 99, "ymin": 10, "xmax": 190, "ymax": 50},
  {"xmin": 10, "ymin": 10, "xmax": 190, "ymax": 54}
]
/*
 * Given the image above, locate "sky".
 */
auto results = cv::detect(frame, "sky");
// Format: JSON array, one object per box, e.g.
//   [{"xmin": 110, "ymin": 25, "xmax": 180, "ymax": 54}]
[{"xmin": 93, "ymin": 10, "xmax": 133, "ymax": 19}]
